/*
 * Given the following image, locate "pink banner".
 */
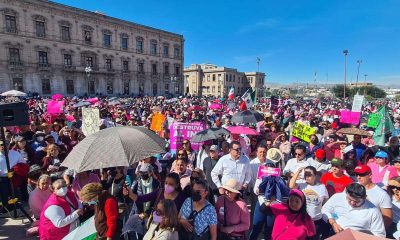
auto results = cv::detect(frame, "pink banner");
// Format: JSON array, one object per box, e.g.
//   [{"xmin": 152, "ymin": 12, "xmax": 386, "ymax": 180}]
[
  {"xmin": 340, "ymin": 110, "xmax": 361, "ymax": 125},
  {"xmin": 47, "ymin": 100, "xmax": 64, "ymax": 114},
  {"xmin": 257, "ymin": 166, "xmax": 281, "ymax": 179},
  {"xmin": 169, "ymin": 122, "xmax": 206, "ymax": 153}
]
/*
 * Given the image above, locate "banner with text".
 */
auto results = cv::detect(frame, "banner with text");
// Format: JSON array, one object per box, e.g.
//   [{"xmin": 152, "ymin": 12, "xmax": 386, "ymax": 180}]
[
  {"xmin": 169, "ymin": 122, "xmax": 206, "ymax": 153},
  {"xmin": 291, "ymin": 122, "xmax": 316, "ymax": 143},
  {"xmin": 340, "ymin": 110, "xmax": 361, "ymax": 125},
  {"xmin": 352, "ymin": 95, "xmax": 364, "ymax": 112},
  {"xmin": 257, "ymin": 166, "xmax": 281, "ymax": 179}
]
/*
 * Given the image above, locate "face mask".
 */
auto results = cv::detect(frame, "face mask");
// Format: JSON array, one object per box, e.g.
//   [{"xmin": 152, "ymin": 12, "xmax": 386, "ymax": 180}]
[
  {"xmin": 87, "ymin": 200, "xmax": 98, "ymax": 206},
  {"xmin": 152, "ymin": 211, "xmax": 163, "ymax": 223},
  {"xmin": 164, "ymin": 184, "xmax": 175, "ymax": 194},
  {"xmin": 141, "ymin": 174, "xmax": 150, "ymax": 180},
  {"xmin": 192, "ymin": 191, "xmax": 202, "ymax": 202},
  {"xmin": 55, "ymin": 187, "xmax": 68, "ymax": 197}
]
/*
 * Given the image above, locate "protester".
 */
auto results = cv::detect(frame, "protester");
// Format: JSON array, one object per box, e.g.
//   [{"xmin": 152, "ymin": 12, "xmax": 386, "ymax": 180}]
[
  {"xmin": 29, "ymin": 174, "xmax": 52, "ymax": 219},
  {"xmin": 322, "ymin": 183, "xmax": 386, "ymax": 237},
  {"xmin": 215, "ymin": 179, "xmax": 250, "ymax": 239},
  {"xmin": 368, "ymin": 151, "xmax": 397, "ymax": 186},
  {"xmin": 202, "ymin": 145, "xmax": 220, "ymax": 202},
  {"xmin": 143, "ymin": 199, "xmax": 179, "ymax": 240},
  {"xmin": 320, "ymin": 158, "xmax": 353, "ymax": 196},
  {"xmin": 39, "ymin": 179, "xmax": 83, "ymax": 240},
  {"xmin": 80, "ymin": 182, "xmax": 118, "ymax": 240},
  {"xmin": 387, "ymin": 177, "xmax": 400, "ymax": 238},
  {"xmin": 283, "ymin": 144, "xmax": 311, "ymax": 183},
  {"xmin": 71, "ymin": 170, "xmax": 101, "ymax": 200},
  {"xmin": 179, "ymin": 179, "xmax": 217, "ymax": 240}
]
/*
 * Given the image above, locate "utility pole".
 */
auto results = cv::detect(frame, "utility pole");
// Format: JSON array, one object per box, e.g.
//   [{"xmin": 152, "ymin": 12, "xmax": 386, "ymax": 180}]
[{"xmin": 343, "ymin": 50, "xmax": 348, "ymax": 99}]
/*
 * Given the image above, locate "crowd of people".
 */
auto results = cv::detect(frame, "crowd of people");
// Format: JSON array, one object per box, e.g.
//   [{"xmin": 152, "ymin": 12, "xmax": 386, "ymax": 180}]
[{"xmin": 1, "ymin": 94, "xmax": 400, "ymax": 240}]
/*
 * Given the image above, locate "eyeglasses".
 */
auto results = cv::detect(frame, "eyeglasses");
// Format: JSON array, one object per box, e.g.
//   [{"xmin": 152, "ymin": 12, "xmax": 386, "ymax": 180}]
[
  {"xmin": 304, "ymin": 172, "xmax": 314, "ymax": 177},
  {"xmin": 177, "ymin": 153, "xmax": 185, "ymax": 156},
  {"xmin": 376, "ymin": 157, "xmax": 386, "ymax": 159},
  {"xmin": 391, "ymin": 186, "xmax": 400, "ymax": 191},
  {"xmin": 232, "ymin": 148, "xmax": 241, "ymax": 152},
  {"xmin": 295, "ymin": 153, "xmax": 304, "ymax": 156},
  {"xmin": 183, "ymin": 142, "xmax": 189, "ymax": 145}
]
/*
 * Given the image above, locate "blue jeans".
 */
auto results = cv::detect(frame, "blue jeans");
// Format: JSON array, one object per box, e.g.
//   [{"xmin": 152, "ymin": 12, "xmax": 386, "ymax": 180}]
[{"xmin": 249, "ymin": 201, "xmax": 274, "ymax": 240}]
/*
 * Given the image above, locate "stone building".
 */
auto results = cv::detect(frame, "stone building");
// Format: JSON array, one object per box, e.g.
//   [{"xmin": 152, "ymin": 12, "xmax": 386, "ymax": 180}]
[
  {"xmin": 184, "ymin": 63, "xmax": 265, "ymax": 97},
  {"xmin": 0, "ymin": 0, "xmax": 184, "ymax": 96}
]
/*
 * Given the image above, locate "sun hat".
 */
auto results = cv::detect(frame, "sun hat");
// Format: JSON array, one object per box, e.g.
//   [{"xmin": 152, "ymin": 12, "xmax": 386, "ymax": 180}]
[
  {"xmin": 222, "ymin": 179, "xmax": 241, "ymax": 194},
  {"xmin": 266, "ymin": 148, "xmax": 283, "ymax": 163}
]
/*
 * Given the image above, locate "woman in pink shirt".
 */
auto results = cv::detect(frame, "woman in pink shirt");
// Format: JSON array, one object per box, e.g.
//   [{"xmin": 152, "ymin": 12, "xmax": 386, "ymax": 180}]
[
  {"xmin": 368, "ymin": 151, "xmax": 397, "ymax": 186},
  {"xmin": 261, "ymin": 189, "xmax": 316, "ymax": 240},
  {"xmin": 215, "ymin": 179, "xmax": 250, "ymax": 239}
]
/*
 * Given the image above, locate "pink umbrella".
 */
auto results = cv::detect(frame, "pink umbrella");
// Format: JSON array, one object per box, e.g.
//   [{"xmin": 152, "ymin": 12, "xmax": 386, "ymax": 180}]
[
  {"xmin": 227, "ymin": 126, "xmax": 259, "ymax": 135},
  {"xmin": 209, "ymin": 103, "xmax": 222, "ymax": 110},
  {"xmin": 86, "ymin": 98, "xmax": 99, "ymax": 104},
  {"xmin": 51, "ymin": 93, "xmax": 63, "ymax": 100}
]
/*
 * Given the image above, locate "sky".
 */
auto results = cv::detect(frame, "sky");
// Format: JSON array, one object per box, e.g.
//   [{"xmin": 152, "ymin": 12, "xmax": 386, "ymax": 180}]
[{"xmin": 53, "ymin": 0, "xmax": 400, "ymax": 86}]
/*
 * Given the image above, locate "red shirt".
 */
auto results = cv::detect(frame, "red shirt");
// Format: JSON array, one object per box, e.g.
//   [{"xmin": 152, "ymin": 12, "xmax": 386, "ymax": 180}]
[{"xmin": 320, "ymin": 172, "xmax": 353, "ymax": 196}]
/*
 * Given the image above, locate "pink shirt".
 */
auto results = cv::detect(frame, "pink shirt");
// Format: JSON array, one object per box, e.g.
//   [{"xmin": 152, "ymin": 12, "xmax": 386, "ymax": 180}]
[
  {"xmin": 215, "ymin": 196, "xmax": 250, "ymax": 235},
  {"xmin": 368, "ymin": 162, "xmax": 397, "ymax": 185},
  {"xmin": 271, "ymin": 203, "xmax": 316, "ymax": 240},
  {"xmin": 71, "ymin": 173, "xmax": 100, "ymax": 199}
]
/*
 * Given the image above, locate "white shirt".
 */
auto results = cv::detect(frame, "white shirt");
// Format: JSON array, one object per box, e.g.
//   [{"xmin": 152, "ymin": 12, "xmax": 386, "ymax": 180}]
[
  {"xmin": 365, "ymin": 185, "xmax": 392, "ymax": 209},
  {"xmin": 392, "ymin": 198, "xmax": 400, "ymax": 223},
  {"xmin": 322, "ymin": 192, "xmax": 386, "ymax": 237},
  {"xmin": 298, "ymin": 183, "xmax": 329, "ymax": 221},
  {"xmin": 44, "ymin": 195, "xmax": 82, "ymax": 231},
  {"xmin": 282, "ymin": 157, "xmax": 312, "ymax": 183},
  {"xmin": 249, "ymin": 157, "xmax": 264, "ymax": 188},
  {"xmin": 211, "ymin": 153, "xmax": 251, "ymax": 188},
  {"xmin": 196, "ymin": 148, "xmax": 209, "ymax": 171},
  {"xmin": 0, "ymin": 150, "xmax": 26, "ymax": 177}
]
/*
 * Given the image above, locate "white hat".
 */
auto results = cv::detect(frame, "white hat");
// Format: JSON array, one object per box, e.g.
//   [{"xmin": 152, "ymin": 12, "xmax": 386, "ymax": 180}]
[
  {"xmin": 222, "ymin": 179, "xmax": 241, "ymax": 194},
  {"xmin": 266, "ymin": 148, "xmax": 283, "ymax": 163}
]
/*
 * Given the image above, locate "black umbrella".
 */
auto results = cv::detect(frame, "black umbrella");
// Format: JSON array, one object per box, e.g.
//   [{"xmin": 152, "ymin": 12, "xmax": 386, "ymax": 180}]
[
  {"xmin": 73, "ymin": 101, "xmax": 91, "ymax": 108},
  {"xmin": 231, "ymin": 110, "xmax": 264, "ymax": 124},
  {"xmin": 191, "ymin": 128, "xmax": 230, "ymax": 142}
]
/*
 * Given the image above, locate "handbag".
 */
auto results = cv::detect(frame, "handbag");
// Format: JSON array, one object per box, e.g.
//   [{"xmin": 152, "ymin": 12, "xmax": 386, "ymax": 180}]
[{"xmin": 179, "ymin": 200, "xmax": 212, "ymax": 240}]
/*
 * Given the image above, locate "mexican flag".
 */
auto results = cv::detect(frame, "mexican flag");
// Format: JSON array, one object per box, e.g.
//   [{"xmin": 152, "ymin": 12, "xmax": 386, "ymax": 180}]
[
  {"xmin": 242, "ymin": 89, "xmax": 256, "ymax": 109},
  {"xmin": 228, "ymin": 87, "xmax": 235, "ymax": 100},
  {"xmin": 372, "ymin": 106, "xmax": 395, "ymax": 146},
  {"xmin": 63, "ymin": 216, "xmax": 96, "ymax": 240}
]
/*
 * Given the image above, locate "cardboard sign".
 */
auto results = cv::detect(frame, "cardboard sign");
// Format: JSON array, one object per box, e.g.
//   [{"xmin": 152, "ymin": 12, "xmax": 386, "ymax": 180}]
[
  {"xmin": 367, "ymin": 113, "xmax": 382, "ymax": 128},
  {"xmin": 257, "ymin": 166, "xmax": 281, "ymax": 179},
  {"xmin": 340, "ymin": 110, "xmax": 361, "ymax": 125},
  {"xmin": 291, "ymin": 122, "xmax": 316, "ymax": 143},
  {"xmin": 352, "ymin": 95, "xmax": 364, "ymax": 112},
  {"xmin": 82, "ymin": 108, "xmax": 100, "ymax": 136},
  {"xmin": 169, "ymin": 122, "xmax": 206, "ymax": 153},
  {"xmin": 150, "ymin": 113, "xmax": 166, "ymax": 133}
]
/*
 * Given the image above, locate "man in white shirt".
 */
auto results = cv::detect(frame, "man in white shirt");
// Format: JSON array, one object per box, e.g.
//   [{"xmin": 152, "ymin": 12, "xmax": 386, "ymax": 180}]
[
  {"xmin": 211, "ymin": 141, "xmax": 252, "ymax": 195},
  {"xmin": 249, "ymin": 145, "xmax": 268, "ymax": 189},
  {"xmin": 0, "ymin": 140, "xmax": 26, "ymax": 207},
  {"xmin": 322, "ymin": 183, "xmax": 386, "ymax": 237},
  {"xmin": 355, "ymin": 164, "xmax": 393, "ymax": 230},
  {"xmin": 283, "ymin": 144, "xmax": 311, "ymax": 183}
]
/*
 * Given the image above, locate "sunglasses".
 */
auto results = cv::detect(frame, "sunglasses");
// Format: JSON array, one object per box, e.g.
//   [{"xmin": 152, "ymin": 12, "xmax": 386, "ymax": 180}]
[
  {"xmin": 232, "ymin": 148, "xmax": 241, "ymax": 152},
  {"xmin": 183, "ymin": 142, "xmax": 189, "ymax": 144},
  {"xmin": 391, "ymin": 186, "xmax": 400, "ymax": 191},
  {"xmin": 304, "ymin": 172, "xmax": 314, "ymax": 177},
  {"xmin": 356, "ymin": 173, "xmax": 369, "ymax": 177},
  {"xmin": 393, "ymin": 161, "xmax": 400, "ymax": 164},
  {"xmin": 375, "ymin": 157, "xmax": 386, "ymax": 159},
  {"xmin": 295, "ymin": 153, "xmax": 304, "ymax": 156}
]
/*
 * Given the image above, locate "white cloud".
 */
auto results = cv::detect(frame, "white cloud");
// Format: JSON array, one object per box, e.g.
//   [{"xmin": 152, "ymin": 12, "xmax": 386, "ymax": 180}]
[{"xmin": 237, "ymin": 18, "xmax": 280, "ymax": 34}]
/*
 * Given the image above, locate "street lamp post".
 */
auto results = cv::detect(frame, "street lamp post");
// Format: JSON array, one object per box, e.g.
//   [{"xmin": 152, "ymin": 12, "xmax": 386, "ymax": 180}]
[
  {"xmin": 343, "ymin": 49, "xmax": 348, "ymax": 99},
  {"xmin": 85, "ymin": 65, "xmax": 92, "ymax": 95},
  {"xmin": 355, "ymin": 60, "xmax": 362, "ymax": 93}
]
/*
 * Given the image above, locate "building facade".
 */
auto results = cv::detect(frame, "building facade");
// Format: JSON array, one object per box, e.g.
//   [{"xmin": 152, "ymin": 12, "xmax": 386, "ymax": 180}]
[
  {"xmin": 0, "ymin": 0, "xmax": 184, "ymax": 96},
  {"xmin": 184, "ymin": 63, "xmax": 265, "ymax": 98}
]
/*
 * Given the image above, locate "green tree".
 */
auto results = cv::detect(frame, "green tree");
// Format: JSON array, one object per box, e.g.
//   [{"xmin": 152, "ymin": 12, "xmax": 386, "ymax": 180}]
[{"xmin": 331, "ymin": 84, "xmax": 386, "ymax": 99}]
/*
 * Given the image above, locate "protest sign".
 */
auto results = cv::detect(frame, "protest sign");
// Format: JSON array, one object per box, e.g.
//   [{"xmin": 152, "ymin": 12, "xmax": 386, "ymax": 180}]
[
  {"xmin": 291, "ymin": 122, "xmax": 316, "ymax": 143},
  {"xmin": 352, "ymin": 95, "xmax": 364, "ymax": 112},
  {"xmin": 257, "ymin": 166, "xmax": 281, "ymax": 179},
  {"xmin": 340, "ymin": 110, "xmax": 361, "ymax": 125},
  {"xmin": 367, "ymin": 113, "xmax": 382, "ymax": 128},
  {"xmin": 170, "ymin": 121, "xmax": 206, "ymax": 153},
  {"xmin": 82, "ymin": 108, "xmax": 100, "ymax": 136},
  {"xmin": 150, "ymin": 113, "xmax": 166, "ymax": 133},
  {"xmin": 47, "ymin": 100, "xmax": 64, "ymax": 114}
]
